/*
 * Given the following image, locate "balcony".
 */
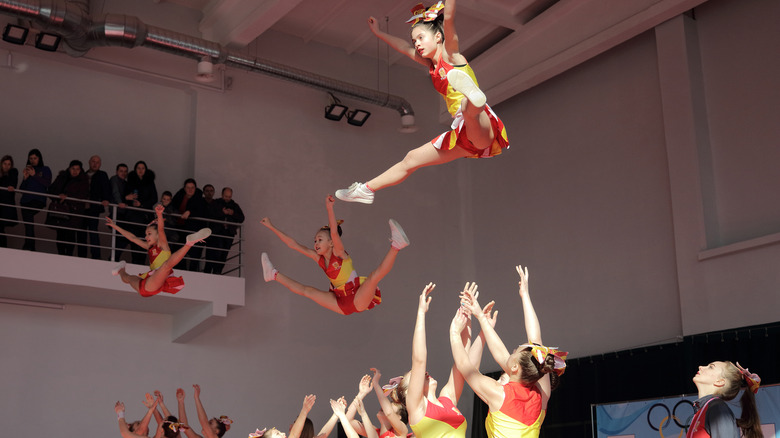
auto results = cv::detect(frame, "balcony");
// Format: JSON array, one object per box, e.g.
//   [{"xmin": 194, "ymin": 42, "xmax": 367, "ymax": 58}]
[{"xmin": 0, "ymin": 188, "xmax": 245, "ymax": 343}]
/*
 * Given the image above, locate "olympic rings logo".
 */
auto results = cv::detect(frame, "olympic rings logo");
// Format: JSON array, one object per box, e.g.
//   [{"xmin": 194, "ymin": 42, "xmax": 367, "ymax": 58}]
[{"xmin": 646, "ymin": 401, "xmax": 694, "ymax": 437}]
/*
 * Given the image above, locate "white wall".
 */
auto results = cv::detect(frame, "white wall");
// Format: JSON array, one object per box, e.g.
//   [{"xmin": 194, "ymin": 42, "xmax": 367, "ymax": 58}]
[{"xmin": 0, "ymin": 0, "xmax": 778, "ymax": 436}]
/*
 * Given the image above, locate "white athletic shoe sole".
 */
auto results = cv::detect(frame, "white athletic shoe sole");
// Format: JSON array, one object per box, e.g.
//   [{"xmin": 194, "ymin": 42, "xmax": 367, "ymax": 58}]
[
  {"xmin": 186, "ymin": 228, "xmax": 212, "ymax": 244},
  {"xmin": 261, "ymin": 252, "xmax": 276, "ymax": 282},
  {"xmin": 389, "ymin": 219, "xmax": 410, "ymax": 250},
  {"xmin": 447, "ymin": 69, "xmax": 486, "ymax": 108},
  {"xmin": 111, "ymin": 260, "xmax": 126, "ymax": 276}
]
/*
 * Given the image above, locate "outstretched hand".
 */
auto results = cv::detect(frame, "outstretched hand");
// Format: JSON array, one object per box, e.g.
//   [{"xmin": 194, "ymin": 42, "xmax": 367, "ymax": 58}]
[
  {"xmin": 481, "ymin": 300, "xmax": 498, "ymax": 328},
  {"xmin": 358, "ymin": 374, "xmax": 372, "ymax": 397},
  {"xmin": 105, "ymin": 216, "xmax": 117, "ymax": 229},
  {"xmin": 516, "ymin": 265, "xmax": 529, "ymax": 297},
  {"xmin": 330, "ymin": 397, "xmax": 347, "ymax": 415},
  {"xmin": 367, "ymin": 16, "xmax": 380, "ymax": 33},
  {"xmin": 302, "ymin": 394, "xmax": 316, "ymax": 412},
  {"xmin": 418, "ymin": 282, "xmax": 435, "ymax": 313},
  {"xmin": 176, "ymin": 388, "xmax": 185, "ymax": 401},
  {"xmin": 370, "ymin": 367, "xmax": 382, "ymax": 389},
  {"xmin": 192, "ymin": 384, "xmax": 201, "ymax": 398},
  {"xmin": 458, "ymin": 282, "xmax": 480, "ymax": 315},
  {"xmin": 143, "ymin": 392, "xmax": 157, "ymax": 408},
  {"xmin": 326, "ymin": 194, "xmax": 336, "ymax": 208},
  {"xmin": 115, "ymin": 401, "xmax": 125, "ymax": 415},
  {"xmin": 260, "ymin": 217, "xmax": 272, "ymax": 228},
  {"xmin": 155, "ymin": 203, "xmax": 164, "ymax": 216},
  {"xmin": 450, "ymin": 307, "xmax": 469, "ymax": 335},
  {"xmin": 154, "ymin": 390, "xmax": 164, "ymax": 404}
]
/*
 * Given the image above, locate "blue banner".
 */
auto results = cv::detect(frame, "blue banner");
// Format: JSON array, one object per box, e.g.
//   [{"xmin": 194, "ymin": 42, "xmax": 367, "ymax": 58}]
[{"xmin": 594, "ymin": 384, "xmax": 779, "ymax": 438}]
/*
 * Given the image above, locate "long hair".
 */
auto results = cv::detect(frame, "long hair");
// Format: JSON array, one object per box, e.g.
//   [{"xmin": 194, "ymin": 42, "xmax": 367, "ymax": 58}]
[
  {"xmin": 26, "ymin": 148, "xmax": 44, "ymax": 167},
  {"xmin": 720, "ymin": 361, "xmax": 763, "ymax": 438},
  {"xmin": 0, "ymin": 155, "xmax": 13, "ymax": 177}
]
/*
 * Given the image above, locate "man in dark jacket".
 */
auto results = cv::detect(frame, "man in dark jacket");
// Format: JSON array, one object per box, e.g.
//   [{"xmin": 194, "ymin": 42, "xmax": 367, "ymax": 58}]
[
  {"xmin": 171, "ymin": 178, "xmax": 207, "ymax": 271},
  {"xmin": 203, "ymin": 187, "xmax": 245, "ymax": 275},
  {"xmin": 80, "ymin": 155, "xmax": 111, "ymax": 259}
]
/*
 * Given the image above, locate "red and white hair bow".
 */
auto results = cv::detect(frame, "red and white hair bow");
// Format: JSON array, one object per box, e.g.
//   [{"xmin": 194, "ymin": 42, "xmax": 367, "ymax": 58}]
[
  {"xmin": 249, "ymin": 428, "xmax": 267, "ymax": 438},
  {"xmin": 736, "ymin": 362, "xmax": 761, "ymax": 394},
  {"xmin": 382, "ymin": 376, "xmax": 404, "ymax": 395},
  {"xmin": 518, "ymin": 343, "xmax": 569, "ymax": 376},
  {"xmin": 406, "ymin": 2, "xmax": 445, "ymax": 25}
]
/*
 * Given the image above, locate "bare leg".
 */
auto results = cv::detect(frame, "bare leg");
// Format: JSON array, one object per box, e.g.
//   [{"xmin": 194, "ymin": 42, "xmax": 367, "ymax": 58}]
[
  {"xmin": 460, "ymin": 99, "xmax": 495, "ymax": 151},
  {"xmin": 352, "ymin": 247, "xmax": 400, "ymax": 312},
  {"xmin": 117, "ymin": 268, "xmax": 143, "ymax": 293},
  {"xmin": 366, "ymin": 142, "xmax": 472, "ymax": 191},
  {"xmin": 142, "ymin": 242, "xmax": 197, "ymax": 292},
  {"xmin": 274, "ymin": 272, "xmax": 344, "ymax": 315}
]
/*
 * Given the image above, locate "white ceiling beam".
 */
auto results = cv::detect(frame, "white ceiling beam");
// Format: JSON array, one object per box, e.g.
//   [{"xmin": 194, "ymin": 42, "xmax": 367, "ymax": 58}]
[
  {"xmin": 200, "ymin": 0, "xmax": 306, "ymax": 47},
  {"xmin": 472, "ymin": 0, "xmax": 712, "ymax": 105}
]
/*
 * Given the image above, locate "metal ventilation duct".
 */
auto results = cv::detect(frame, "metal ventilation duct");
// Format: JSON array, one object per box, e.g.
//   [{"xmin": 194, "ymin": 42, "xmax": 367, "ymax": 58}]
[{"xmin": 0, "ymin": 0, "xmax": 415, "ymax": 127}]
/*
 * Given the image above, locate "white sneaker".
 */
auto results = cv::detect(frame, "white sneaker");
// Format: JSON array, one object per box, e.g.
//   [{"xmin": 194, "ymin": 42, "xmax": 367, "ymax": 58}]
[
  {"xmin": 261, "ymin": 252, "xmax": 277, "ymax": 282},
  {"xmin": 186, "ymin": 228, "xmax": 212, "ymax": 245},
  {"xmin": 111, "ymin": 260, "xmax": 126, "ymax": 276},
  {"xmin": 446, "ymin": 69, "xmax": 486, "ymax": 108},
  {"xmin": 388, "ymin": 219, "xmax": 410, "ymax": 250},
  {"xmin": 335, "ymin": 182, "xmax": 374, "ymax": 204}
]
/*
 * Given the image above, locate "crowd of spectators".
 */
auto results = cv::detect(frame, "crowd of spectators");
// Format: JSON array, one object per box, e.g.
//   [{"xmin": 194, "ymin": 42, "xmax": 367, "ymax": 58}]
[{"xmin": 0, "ymin": 149, "xmax": 244, "ymax": 275}]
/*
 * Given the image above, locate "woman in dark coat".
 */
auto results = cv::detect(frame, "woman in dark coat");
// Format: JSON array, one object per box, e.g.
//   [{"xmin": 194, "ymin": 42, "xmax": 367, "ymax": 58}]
[
  {"xmin": 18, "ymin": 148, "xmax": 52, "ymax": 251},
  {"xmin": 49, "ymin": 160, "xmax": 90, "ymax": 256},
  {"xmin": 124, "ymin": 160, "xmax": 158, "ymax": 264},
  {"xmin": 0, "ymin": 155, "xmax": 19, "ymax": 247}
]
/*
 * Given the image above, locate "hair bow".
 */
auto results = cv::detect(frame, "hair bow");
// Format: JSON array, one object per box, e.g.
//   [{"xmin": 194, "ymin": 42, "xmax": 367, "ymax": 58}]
[
  {"xmin": 164, "ymin": 421, "xmax": 190, "ymax": 433},
  {"xmin": 735, "ymin": 362, "xmax": 761, "ymax": 394},
  {"xmin": 406, "ymin": 2, "xmax": 445, "ymax": 25},
  {"xmin": 518, "ymin": 343, "xmax": 569, "ymax": 376},
  {"xmin": 321, "ymin": 219, "xmax": 344, "ymax": 230},
  {"xmin": 382, "ymin": 375, "xmax": 404, "ymax": 395},
  {"xmin": 249, "ymin": 428, "xmax": 267, "ymax": 438},
  {"xmin": 220, "ymin": 415, "xmax": 233, "ymax": 430}
]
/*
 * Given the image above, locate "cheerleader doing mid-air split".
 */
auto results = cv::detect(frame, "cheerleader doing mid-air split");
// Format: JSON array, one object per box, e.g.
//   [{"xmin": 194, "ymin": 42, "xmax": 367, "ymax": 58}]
[
  {"xmin": 108, "ymin": 203, "xmax": 211, "ymax": 297},
  {"xmin": 336, "ymin": 0, "xmax": 509, "ymax": 205},
  {"xmin": 260, "ymin": 195, "xmax": 409, "ymax": 315}
]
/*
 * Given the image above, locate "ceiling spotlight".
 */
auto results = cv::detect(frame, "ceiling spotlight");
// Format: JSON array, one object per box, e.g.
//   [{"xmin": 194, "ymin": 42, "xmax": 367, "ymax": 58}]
[
  {"xmin": 347, "ymin": 109, "xmax": 371, "ymax": 127},
  {"xmin": 324, "ymin": 93, "xmax": 348, "ymax": 121},
  {"xmin": 34, "ymin": 32, "xmax": 61, "ymax": 52},
  {"xmin": 2, "ymin": 24, "xmax": 29, "ymax": 45},
  {"xmin": 399, "ymin": 114, "xmax": 418, "ymax": 133},
  {"xmin": 195, "ymin": 57, "xmax": 215, "ymax": 82}
]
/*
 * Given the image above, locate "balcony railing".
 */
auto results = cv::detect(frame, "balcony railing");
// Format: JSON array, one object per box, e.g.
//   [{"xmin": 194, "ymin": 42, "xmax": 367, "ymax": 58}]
[{"xmin": 0, "ymin": 187, "xmax": 244, "ymax": 277}]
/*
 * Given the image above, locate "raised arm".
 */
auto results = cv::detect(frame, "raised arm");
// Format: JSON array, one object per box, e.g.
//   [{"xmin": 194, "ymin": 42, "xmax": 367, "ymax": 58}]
[
  {"xmin": 449, "ymin": 308, "xmax": 504, "ymax": 412},
  {"xmin": 355, "ymin": 398, "xmax": 379, "ymax": 438},
  {"xmin": 153, "ymin": 204, "xmax": 169, "ymax": 251},
  {"xmin": 192, "ymin": 384, "xmax": 219, "ymax": 438},
  {"xmin": 442, "ymin": 0, "xmax": 465, "ymax": 62},
  {"xmin": 368, "ymin": 16, "xmax": 428, "ymax": 66},
  {"xmin": 371, "ymin": 368, "xmax": 408, "ymax": 436},
  {"xmin": 116, "ymin": 401, "xmax": 141, "ymax": 438},
  {"xmin": 331, "ymin": 398, "xmax": 360, "ymax": 438},
  {"xmin": 408, "ymin": 283, "xmax": 435, "ymax": 422},
  {"xmin": 289, "ymin": 394, "xmax": 317, "ymax": 438},
  {"xmin": 156, "ymin": 390, "xmax": 173, "ymax": 418},
  {"xmin": 106, "ymin": 216, "xmax": 148, "ymax": 249},
  {"xmin": 461, "ymin": 285, "xmax": 511, "ymax": 372},
  {"xmin": 315, "ymin": 412, "xmax": 339, "ymax": 438},
  {"xmin": 345, "ymin": 374, "xmax": 373, "ymax": 432},
  {"xmin": 516, "ymin": 265, "xmax": 553, "ymax": 401},
  {"xmin": 176, "ymin": 388, "xmax": 203, "ymax": 438},
  {"xmin": 260, "ymin": 217, "xmax": 318, "ymax": 261},
  {"xmin": 137, "ymin": 392, "xmax": 160, "ymax": 436},
  {"xmin": 325, "ymin": 195, "xmax": 346, "ymax": 258},
  {"xmin": 440, "ymin": 282, "xmax": 476, "ymax": 403},
  {"xmin": 517, "ymin": 265, "xmax": 541, "ymax": 345}
]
